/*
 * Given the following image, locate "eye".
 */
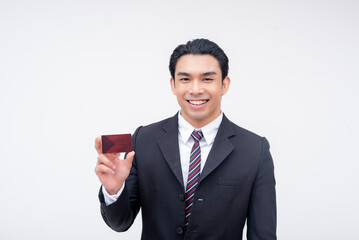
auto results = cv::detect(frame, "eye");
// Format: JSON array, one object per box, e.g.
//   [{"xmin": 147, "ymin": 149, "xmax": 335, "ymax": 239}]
[
  {"xmin": 203, "ymin": 78, "xmax": 213, "ymax": 82},
  {"xmin": 180, "ymin": 78, "xmax": 190, "ymax": 81}
]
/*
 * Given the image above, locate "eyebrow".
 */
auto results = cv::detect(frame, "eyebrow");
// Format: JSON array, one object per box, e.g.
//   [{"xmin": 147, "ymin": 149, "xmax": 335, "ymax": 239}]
[
  {"xmin": 176, "ymin": 71, "xmax": 217, "ymax": 76},
  {"xmin": 177, "ymin": 72, "xmax": 191, "ymax": 76},
  {"xmin": 201, "ymin": 71, "xmax": 217, "ymax": 76}
]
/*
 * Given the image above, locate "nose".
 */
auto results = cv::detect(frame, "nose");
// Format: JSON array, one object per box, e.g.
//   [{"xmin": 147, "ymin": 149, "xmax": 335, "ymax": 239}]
[{"xmin": 189, "ymin": 79, "xmax": 203, "ymax": 95}]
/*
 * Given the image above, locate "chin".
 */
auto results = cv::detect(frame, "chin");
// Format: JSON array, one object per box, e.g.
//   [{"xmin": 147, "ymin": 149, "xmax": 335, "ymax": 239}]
[{"xmin": 187, "ymin": 113, "xmax": 207, "ymax": 122}]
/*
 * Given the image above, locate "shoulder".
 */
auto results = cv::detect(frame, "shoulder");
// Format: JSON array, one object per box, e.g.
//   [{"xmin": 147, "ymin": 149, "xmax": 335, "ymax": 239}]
[
  {"xmin": 223, "ymin": 115, "xmax": 263, "ymax": 140},
  {"xmin": 222, "ymin": 115, "xmax": 269, "ymax": 150}
]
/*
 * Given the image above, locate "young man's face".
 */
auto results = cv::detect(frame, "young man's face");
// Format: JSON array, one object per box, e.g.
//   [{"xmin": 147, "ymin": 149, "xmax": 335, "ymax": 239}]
[{"xmin": 171, "ymin": 54, "xmax": 230, "ymax": 128}]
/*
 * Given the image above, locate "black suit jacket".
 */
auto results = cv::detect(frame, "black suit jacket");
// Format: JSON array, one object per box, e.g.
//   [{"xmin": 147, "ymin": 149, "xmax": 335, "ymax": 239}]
[{"xmin": 99, "ymin": 113, "xmax": 276, "ymax": 239}]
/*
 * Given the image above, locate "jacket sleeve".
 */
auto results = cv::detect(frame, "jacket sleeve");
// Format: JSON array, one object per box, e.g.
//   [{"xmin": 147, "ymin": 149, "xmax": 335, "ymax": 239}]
[
  {"xmin": 98, "ymin": 126, "xmax": 143, "ymax": 232},
  {"xmin": 247, "ymin": 137, "xmax": 277, "ymax": 240}
]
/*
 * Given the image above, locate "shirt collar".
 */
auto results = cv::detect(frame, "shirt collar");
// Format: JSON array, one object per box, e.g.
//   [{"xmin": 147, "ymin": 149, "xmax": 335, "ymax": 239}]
[{"xmin": 178, "ymin": 111, "xmax": 223, "ymax": 145}]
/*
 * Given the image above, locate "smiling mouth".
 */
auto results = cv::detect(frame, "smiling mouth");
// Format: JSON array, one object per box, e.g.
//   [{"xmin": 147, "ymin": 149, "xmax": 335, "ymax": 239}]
[{"xmin": 187, "ymin": 100, "xmax": 209, "ymax": 105}]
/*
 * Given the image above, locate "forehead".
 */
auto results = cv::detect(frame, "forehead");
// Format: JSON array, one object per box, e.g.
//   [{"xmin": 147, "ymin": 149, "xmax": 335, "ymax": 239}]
[{"xmin": 175, "ymin": 54, "xmax": 221, "ymax": 75}]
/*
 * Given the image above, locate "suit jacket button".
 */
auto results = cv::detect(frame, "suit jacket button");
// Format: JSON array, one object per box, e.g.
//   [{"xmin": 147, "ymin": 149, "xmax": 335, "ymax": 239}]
[
  {"xmin": 176, "ymin": 227, "xmax": 184, "ymax": 235},
  {"xmin": 178, "ymin": 194, "xmax": 185, "ymax": 201}
]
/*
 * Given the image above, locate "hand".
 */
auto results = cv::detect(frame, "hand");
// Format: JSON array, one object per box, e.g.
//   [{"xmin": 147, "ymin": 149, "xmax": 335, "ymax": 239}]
[{"xmin": 94, "ymin": 136, "xmax": 135, "ymax": 195}]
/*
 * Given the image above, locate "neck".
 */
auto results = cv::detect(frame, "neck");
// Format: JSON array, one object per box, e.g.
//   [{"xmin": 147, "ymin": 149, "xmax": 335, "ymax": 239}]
[{"xmin": 180, "ymin": 111, "xmax": 222, "ymax": 129}]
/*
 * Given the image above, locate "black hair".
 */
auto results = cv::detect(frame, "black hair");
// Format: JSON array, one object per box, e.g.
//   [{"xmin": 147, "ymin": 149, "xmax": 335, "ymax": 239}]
[{"xmin": 169, "ymin": 38, "xmax": 229, "ymax": 81}]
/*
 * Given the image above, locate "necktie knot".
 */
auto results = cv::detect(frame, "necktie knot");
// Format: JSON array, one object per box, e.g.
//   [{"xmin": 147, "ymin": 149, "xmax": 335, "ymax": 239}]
[{"xmin": 191, "ymin": 130, "xmax": 203, "ymax": 143}]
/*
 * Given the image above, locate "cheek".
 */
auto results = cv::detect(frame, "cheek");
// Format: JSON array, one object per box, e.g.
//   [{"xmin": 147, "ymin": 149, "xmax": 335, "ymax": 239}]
[
  {"xmin": 174, "ymin": 90, "xmax": 185, "ymax": 102},
  {"xmin": 208, "ymin": 86, "xmax": 222, "ymax": 97},
  {"xmin": 175, "ymin": 87, "xmax": 187, "ymax": 97}
]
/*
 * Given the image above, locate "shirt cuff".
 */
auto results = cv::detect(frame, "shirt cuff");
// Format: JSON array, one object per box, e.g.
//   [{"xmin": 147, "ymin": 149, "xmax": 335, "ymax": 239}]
[{"xmin": 102, "ymin": 184, "xmax": 125, "ymax": 206}]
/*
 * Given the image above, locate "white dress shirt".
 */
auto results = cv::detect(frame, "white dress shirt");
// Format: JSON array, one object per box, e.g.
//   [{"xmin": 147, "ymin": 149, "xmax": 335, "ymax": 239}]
[
  {"xmin": 102, "ymin": 112, "xmax": 223, "ymax": 205},
  {"xmin": 177, "ymin": 112, "xmax": 223, "ymax": 189}
]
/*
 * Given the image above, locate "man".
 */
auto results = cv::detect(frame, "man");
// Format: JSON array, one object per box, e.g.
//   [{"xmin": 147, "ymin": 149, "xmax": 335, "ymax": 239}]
[{"xmin": 95, "ymin": 39, "xmax": 277, "ymax": 239}]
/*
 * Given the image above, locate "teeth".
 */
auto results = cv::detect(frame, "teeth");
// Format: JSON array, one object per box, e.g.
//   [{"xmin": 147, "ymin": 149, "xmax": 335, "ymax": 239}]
[{"xmin": 189, "ymin": 100, "xmax": 207, "ymax": 105}]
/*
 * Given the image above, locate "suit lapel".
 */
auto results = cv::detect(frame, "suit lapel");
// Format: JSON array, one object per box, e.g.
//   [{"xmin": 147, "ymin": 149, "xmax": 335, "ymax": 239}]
[
  {"xmin": 158, "ymin": 113, "xmax": 184, "ymax": 188},
  {"xmin": 199, "ymin": 115, "xmax": 235, "ymax": 183},
  {"xmin": 157, "ymin": 113, "xmax": 235, "ymax": 188}
]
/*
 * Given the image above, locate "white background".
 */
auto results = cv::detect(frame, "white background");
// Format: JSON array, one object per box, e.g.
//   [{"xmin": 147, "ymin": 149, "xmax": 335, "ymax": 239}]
[{"xmin": 1, "ymin": 0, "xmax": 358, "ymax": 239}]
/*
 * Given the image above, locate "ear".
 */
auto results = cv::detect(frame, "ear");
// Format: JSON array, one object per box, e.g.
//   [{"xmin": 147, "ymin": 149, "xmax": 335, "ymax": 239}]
[
  {"xmin": 221, "ymin": 76, "xmax": 230, "ymax": 96},
  {"xmin": 170, "ymin": 77, "xmax": 176, "ymax": 95}
]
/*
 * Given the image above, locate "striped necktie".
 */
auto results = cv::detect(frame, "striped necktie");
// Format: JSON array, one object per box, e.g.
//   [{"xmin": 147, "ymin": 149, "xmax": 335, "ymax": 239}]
[{"xmin": 185, "ymin": 130, "xmax": 203, "ymax": 226}]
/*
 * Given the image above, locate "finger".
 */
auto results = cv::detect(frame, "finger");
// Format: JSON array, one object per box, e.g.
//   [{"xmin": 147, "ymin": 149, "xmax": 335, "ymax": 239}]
[
  {"xmin": 95, "ymin": 136, "xmax": 102, "ymax": 155},
  {"xmin": 97, "ymin": 154, "xmax": 116, "ymax": 170},
  {"xmin": 95, "ymin": 164, "xmax": 115, "ymax": 176},
  {"xmin": 124, "ymin": 151, "xmax": 135, "ymax": 164},
  {"xmin": 104, "ymin": 152, "xmax": 120, "ymax": 161}
]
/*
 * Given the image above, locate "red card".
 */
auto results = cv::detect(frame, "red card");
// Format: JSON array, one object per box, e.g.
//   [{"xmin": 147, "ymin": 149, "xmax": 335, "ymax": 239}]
[{"xmin": 101, "ymin": 134, "xmax": 132, "ymax": 153}]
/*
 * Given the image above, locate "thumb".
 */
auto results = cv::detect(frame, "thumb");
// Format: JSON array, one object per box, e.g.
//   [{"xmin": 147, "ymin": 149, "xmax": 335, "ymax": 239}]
[
  {"xmin": 124, "ymin": 151, "xmax": 135, "ymax": 163},
  {"xmin": 94, "ymin": 136, "xmax": 103, "ymax": 155}
]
